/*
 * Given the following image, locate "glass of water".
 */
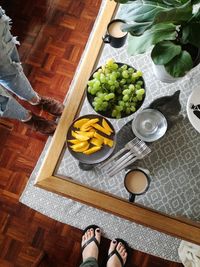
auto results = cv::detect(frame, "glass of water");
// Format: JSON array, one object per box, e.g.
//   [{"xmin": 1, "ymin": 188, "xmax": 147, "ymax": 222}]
[{"xmin": 132, "ymin": 109, "xmax": 167, "ymax": 142}]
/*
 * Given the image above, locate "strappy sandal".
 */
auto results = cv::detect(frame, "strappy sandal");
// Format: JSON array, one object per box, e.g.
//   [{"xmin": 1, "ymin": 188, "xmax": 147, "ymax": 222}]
[
  {"xmin": 106, "ymin": 238, "xmax": 129, "ymax": 267},
  {"xmin": 81, "ymin": 224, "xmax": 100, "ymax": 252}
]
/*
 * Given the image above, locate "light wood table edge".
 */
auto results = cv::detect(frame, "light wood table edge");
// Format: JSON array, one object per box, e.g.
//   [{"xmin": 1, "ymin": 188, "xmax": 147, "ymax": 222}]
[
  {"xmin": 34, "ymin": 0, "xmax": 200, "ymax": 244},
  {"xmin": 35, "ymin": 0, "xmax": 118, "ymax": 182},
  {"xmin": 37, "ymin": 176, "xmax": 200, "ymax": 244}
]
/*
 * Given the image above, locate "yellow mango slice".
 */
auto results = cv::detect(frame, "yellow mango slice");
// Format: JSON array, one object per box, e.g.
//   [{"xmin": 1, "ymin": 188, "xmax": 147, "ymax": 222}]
[
  {"xmin": 71, "ymin": 131, "xmax": 89, "ymax": 141},
  {"xmin": 90, "ymin": 137, "xmax": 103, "ymax": 147},
  {"xmin": 71, "ymin": 141, "xmax": 88, "ymax": 150},
  {"xmin": 102, "ymin": 118, "xmax": 113, "ymax": 133},
  {"xmin": 71, "ymin": 141, "xmax": 90, "ymax": 152},
  {"xmin": 93, "ymin": 123, "xmax": 111, "ymax": 136},
  {"xmin": 83, "ymin": 146, "xmax": 101, "ymax": 155},
  {"xmin": 75, "ymin": 131, "xmax": 94, "ymax": 138},
  {"xmin": 67, "ymin": 139, "xmax": 81, "ymax": 144},
  {"xmin": 94, "ymin": 132, "xmax": 104, "ymax": 142},
  {"xmin": 103, "ymin": 137, "xmax": 114, "ymax": 147},
  {"xmin": 89, "ymin": 128, "xmax": 96, "ymax": 133},
  {"xmin": 73, "ymin": 118, "xmax": 90, "ymax": 129},
  {"xmin": 80, "ymin": 118, "xmax": 99, "ymax": 131}
]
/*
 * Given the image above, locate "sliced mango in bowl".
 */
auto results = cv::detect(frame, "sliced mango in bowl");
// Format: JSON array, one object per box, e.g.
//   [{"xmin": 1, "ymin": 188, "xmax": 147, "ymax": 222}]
[{"xmin": 67, "ymin": 115, "xmax": 115, "ymax": 155}]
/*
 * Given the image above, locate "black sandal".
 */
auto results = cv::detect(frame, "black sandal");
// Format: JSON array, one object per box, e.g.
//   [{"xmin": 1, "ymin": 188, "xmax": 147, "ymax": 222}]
[
  {"xmin": 106, "ymin": 238, "xmax": 129, "ymax": 267},
  {"xmin": 81, "ymin": 225, "xmax": 100, "ymax": 252}
]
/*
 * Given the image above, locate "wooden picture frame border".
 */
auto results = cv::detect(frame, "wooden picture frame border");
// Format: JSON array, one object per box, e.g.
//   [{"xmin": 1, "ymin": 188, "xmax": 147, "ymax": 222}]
[{"xmin": 35, "ymin": 0, "xmax": 200, "ymax": 244}]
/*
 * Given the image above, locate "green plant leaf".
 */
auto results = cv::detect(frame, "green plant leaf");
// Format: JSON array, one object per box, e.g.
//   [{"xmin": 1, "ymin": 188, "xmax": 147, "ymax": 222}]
[
  {"xmin": 118, "ymin": 0, "xmax": 193, "ymax": 38},
  {"xmin": 151, "ymin": 41, "xmax": 182, "ymax": 64},
  {"xmin": 162, "ymin": 0, "xmax": 189, "ymax": 5},
  {"xmin": 154, "ymin": 1, "xmax": 192, "ymax": 23},
  {"xmin": 121, "ymin": 2, "xmax": 168, "ymax": 23},
  {"xmin": 127, "ymin": 23, "xmax": 176, "ymax": 55},
  {"xmin": 165, "ymin": 50, "xmax": 193, "ymax": 77},
  {"xmin": 191, "ymin": 0, "xmax": 200, "ymax": 4},
  {"xmin": 183, "ymin": 9, "xmax": 200, "ymax": 47},
  {"xmin": 181, "ymin": 25, "xmax": 190, "ymax": 44},
  {"xmin": 122, "ymin": 21, "xmax": 152, "ymax": 35},
  {"xmin": 115, "ymin": 0, "xmax": 135, "ymax": 4}
]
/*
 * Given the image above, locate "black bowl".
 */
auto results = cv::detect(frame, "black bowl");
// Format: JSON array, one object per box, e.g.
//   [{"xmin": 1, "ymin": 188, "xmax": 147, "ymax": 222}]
[
  {"xmin": 87, "ymin": 62, "xmax": 146, "ymax": 119},
  {"xmin": 66, "ymin": 114, "xmax": 116, "ymax": 164}
]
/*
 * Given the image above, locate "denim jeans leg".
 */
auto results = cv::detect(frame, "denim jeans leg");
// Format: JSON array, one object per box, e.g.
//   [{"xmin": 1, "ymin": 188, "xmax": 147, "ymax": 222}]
[
  {"xmin": 0, "ymin": 83, "xmax": 30, "ymax": 120},
  {"xmin": 0, "ymin": 7, "xmax": 39, "ymax": 102}
]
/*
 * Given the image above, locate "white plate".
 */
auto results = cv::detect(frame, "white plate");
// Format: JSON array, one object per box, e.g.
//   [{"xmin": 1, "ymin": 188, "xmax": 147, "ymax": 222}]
[{"xmin": 187, "ymin": 89, "xmax": 200, "ymax": 133}]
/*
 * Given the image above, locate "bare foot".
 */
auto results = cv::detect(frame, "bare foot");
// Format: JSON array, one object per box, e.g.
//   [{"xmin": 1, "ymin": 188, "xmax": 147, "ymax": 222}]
[
  {"xmin": 81, "ymin": 227, "xmax": 101, "ymax": 262},
  {"xmin": 107, "ymin": 239, "xmax": 127, "ymax": 267}
]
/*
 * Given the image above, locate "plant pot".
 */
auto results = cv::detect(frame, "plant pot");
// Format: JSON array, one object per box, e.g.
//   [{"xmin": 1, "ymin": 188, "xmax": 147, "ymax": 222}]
[
  {"xmin": 152, "ymin": 62, "xmax": 180, "ymax": 83},
  {"xmin": 152, "ymin": 45, "xmax": 200, "ymax": 83}
]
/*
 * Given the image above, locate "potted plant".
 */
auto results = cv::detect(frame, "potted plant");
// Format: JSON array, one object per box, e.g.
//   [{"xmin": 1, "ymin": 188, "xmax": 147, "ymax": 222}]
[{"xmin": 114, "ymin": 0, "xmax": 200, "ymax": 82}]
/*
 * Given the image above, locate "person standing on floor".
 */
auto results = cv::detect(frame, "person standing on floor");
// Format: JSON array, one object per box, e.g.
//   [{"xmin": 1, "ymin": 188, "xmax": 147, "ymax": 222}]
[
  {"xmin": 0, "ymin": 7, "xmax": 64, "ymax": 135},
  {"xmin": 80, "ymin": 225, "xmax": 128, "ymax": 267}
]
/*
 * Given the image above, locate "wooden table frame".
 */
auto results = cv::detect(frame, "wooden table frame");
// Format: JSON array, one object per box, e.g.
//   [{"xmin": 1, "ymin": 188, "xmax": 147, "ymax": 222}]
[{"xmin": 35, "ymin": 0, "xmax": 200, "ymax": 244}]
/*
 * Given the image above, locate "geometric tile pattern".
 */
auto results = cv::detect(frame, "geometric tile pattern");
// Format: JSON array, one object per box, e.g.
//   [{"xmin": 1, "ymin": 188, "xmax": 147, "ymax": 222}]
[
  {"xmin": 20, "ymin": 2, "xmax": 200, "ymax": 262},
  {"xmin": 57, "ymin": 28, "xmax": 200, "ymax": 222}
]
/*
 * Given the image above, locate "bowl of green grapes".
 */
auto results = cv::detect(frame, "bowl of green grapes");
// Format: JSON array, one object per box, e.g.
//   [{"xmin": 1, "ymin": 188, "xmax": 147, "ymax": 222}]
[{"xmin": 87, "ymin": 59, "xmax": 146, "ymax": 119}]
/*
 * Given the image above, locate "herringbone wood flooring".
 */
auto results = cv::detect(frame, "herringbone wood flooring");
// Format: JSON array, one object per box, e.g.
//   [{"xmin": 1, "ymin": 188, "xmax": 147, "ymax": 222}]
[{"xmin": 0, "ymin": 0, "xmax": 183, "ymax": 266}]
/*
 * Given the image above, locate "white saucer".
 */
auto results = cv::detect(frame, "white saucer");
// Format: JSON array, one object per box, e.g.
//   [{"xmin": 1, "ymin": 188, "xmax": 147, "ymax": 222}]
[{"xmin": 187, "ymin": 89, "xmax": 200, "ymax": 133}]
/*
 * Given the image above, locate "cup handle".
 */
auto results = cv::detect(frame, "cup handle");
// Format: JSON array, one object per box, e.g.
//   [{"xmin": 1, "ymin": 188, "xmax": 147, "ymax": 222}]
[
  {"xmin": 102, "ymin": 34, "xmax": 111, "ymax": 43},
  {"xmin": 129, "ymin": 193, "xmax": 135, "ymax": 202}
]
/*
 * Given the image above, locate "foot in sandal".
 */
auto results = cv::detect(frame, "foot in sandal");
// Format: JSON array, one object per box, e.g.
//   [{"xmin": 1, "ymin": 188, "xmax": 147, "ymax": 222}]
[
  {"xmin": 106, "ymin": 239, "xmax": 128, "ymax": 267},
  {"xmin": 81, "ymin": 225, "xmax": 101, "ymax": 262}
]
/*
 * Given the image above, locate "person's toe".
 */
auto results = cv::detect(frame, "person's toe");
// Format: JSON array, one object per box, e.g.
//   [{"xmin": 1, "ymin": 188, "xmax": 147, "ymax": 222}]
[
  {"xmin": 95, "ymin": 228, "xmax": 101, "ymax": 243},
  {"xmin": 108, "ymin": 239, "xmax": 117, "ymax": 254}
]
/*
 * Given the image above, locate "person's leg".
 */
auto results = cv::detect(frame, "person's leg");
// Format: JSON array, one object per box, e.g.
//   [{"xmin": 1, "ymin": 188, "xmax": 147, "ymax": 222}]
[
  {"xmin": 106, "ymin": 239, "xmax": 128, "ymax": 267},
  {"xmin": 0, "ymin": 7, "xmax": 64, "ymax": 116},
  {"xmin": 0, "ymin": 84, "xmax": 56, "ymax": 135},
  {"xmin": 0, "ymin": 83, "xmax": 31, "ymax": 121},
  {"xmin": 79, "ymin": 257, "xmax": 99, "ymax": 267},
  {"xmin": 0, "ymin": 7, "xmax": 39, "ymax": 103},
  {"xmin": 79, "ymin": 227, "xmax": 101, "ymax": 267}
]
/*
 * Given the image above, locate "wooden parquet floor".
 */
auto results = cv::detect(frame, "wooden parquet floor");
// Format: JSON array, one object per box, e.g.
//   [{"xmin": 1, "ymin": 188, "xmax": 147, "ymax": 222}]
[{"xmin": 0, "ymin": 0, "xmax": 183, "ymax": 266}]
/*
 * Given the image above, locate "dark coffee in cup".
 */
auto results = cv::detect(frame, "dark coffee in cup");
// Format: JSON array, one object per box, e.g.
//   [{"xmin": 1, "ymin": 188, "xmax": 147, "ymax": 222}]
[
  {"xmin": 124, "ymin": 169, "xmax": 150, "ymax": 202},
  {"xmin": 103, "ymin": 19, "xmax": 127, "ymax": 48}
]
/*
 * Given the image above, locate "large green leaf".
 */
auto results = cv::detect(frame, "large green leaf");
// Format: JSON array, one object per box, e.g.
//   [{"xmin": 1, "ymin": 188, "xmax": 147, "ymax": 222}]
[
  {"xmin": 154, "ymin": 1, "xmax": 192, "ymax": 23},
  {"xmin": 165, "ymin": 50, "xmax": 193, "ymax": 77},
  {"xmin": 151, "ymin": 41, "xmax": 182, "ymax": 64},
  {"xmin": 127, "ymin": 23, "xmax": 176, "ymax": 55},
  {"xmin": 114, "ymin": 0, "xmax": 132, "ymax": 3},
  {"xmin": 120, "ymin": 2, "xmax": 170, "ymax": 23},
  {"xmin": 118, "ymin": 0, "xmax": 193, "ymax": 39},
  {"xmin": 119, "ymin": 1, "xmax": 192, "ymax": 22}
]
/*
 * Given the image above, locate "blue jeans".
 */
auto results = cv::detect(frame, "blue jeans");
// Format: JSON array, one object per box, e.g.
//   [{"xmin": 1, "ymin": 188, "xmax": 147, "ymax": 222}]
[{"xmin": 0, "ymin": 6, "xmax": 38, "ymax": 120}]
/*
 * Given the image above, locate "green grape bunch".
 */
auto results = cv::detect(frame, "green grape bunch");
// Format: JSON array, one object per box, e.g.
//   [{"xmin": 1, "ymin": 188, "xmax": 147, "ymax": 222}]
[{"xmin": 87, "ymin": 59, "xmax": 145, "ymax": 119}]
